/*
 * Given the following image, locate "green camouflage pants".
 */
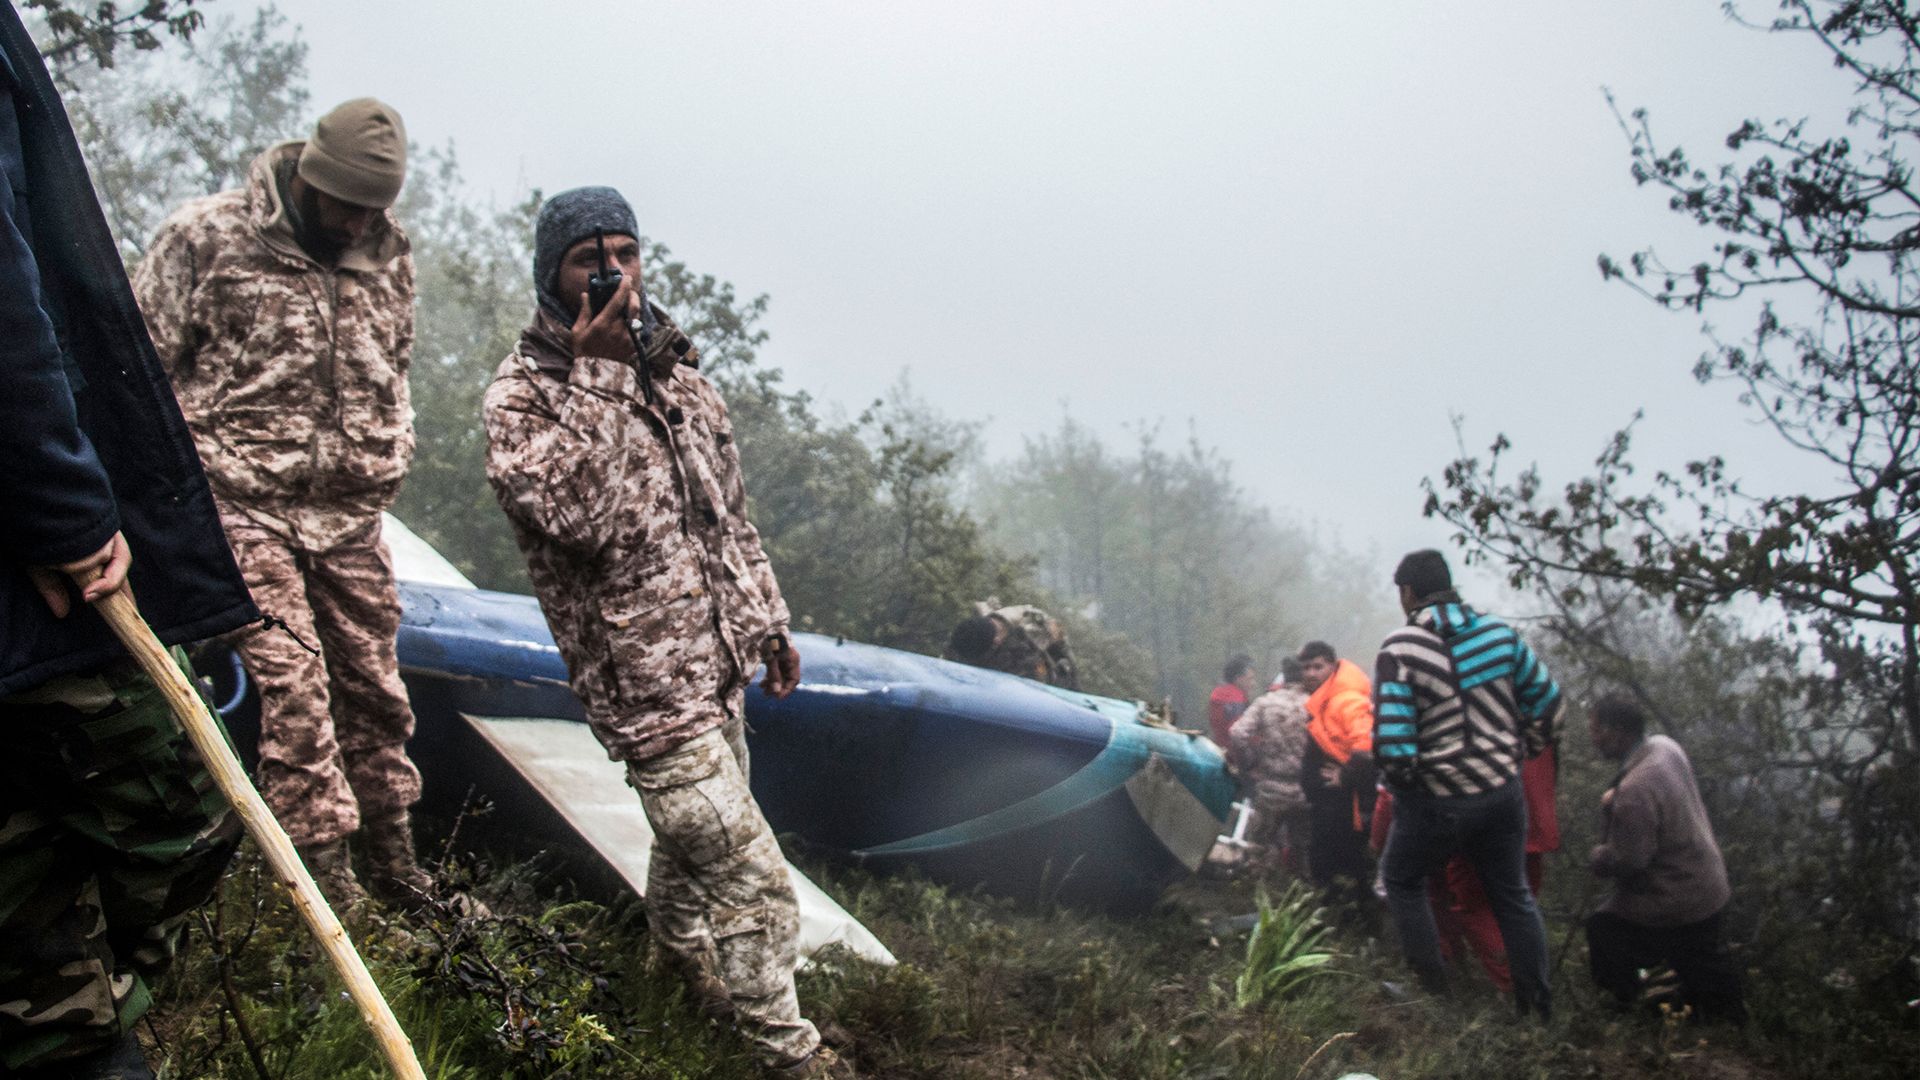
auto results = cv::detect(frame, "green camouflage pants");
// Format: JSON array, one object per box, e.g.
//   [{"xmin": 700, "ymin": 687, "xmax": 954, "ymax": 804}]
[
  {"xmin": 0, "ymin": 655, "xmax": 240, "ymax": 1071},
  {"xmin": 626, "ymin": 714, "xmax": 819, "ymax": 1067}
]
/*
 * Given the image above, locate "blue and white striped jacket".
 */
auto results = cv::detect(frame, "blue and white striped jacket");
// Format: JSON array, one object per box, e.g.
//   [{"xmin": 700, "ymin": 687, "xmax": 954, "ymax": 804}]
[{"xmin": 1372, "ymin": 598, "xmax": 1560, "ymax": 797}]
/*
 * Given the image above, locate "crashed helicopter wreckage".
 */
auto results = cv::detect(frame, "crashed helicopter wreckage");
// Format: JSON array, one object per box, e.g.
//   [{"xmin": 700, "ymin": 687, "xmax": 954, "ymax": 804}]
[{"xmin": 206, "ymin": 517, "xmax": 1235, "ymax": 963}]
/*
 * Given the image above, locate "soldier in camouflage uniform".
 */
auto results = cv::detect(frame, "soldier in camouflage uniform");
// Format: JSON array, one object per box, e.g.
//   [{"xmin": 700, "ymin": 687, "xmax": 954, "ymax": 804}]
[
  {"xmin": 483, "ymin": 188, "xmax": 849, "ymax": 1078},
  {"xmin": 131, "ymin": 99, "xmax": 438, "ymax": 909},
  {"xmin": 1225, "ymin": 672, "xmax": 1313, "ymax": 874},
  {"xmin": 946, "ymin": 600, "xmax": 1080, "ymax": 689},
  {"xmin": 0, "ymin": 6, "xmax": 257, "ymax": 1073}
]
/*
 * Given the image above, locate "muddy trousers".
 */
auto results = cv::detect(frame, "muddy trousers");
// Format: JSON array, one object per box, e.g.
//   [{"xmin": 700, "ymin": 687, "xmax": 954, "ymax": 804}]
[
  {"xmin": 626, "ymin": 716, "xmax": 818, "ymax": 1066},
  {"xmin": 225, "ymin": 516, "xmax": 421, "ymax": 847},
  {"xmin": 0, "ymin": 658, "xmax": 240, "ymax": 1071}
]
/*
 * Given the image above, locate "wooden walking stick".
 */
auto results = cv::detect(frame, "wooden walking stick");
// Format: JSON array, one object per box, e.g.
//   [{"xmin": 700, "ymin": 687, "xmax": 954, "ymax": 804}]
[{"xmin": 87, "ymin": 581, "xmax": 428, "ymax": 1080}]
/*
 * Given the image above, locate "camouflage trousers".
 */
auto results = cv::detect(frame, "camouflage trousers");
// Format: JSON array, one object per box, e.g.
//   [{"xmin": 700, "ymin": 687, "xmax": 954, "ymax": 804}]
[
  {"xmin": 225, "ymin": 513, "xmax": 421, "ymax": 847},
  {"xmin": 1246, "ymin": 792, "xmax": 1311, "ymax": 875},
  {"xmin": 0, "ymin": 656, "xmax": 240, "ymax": 1071},
  {"xmin": 625, "ymin": 715, "xmax": 818, "ymax": 1066}
]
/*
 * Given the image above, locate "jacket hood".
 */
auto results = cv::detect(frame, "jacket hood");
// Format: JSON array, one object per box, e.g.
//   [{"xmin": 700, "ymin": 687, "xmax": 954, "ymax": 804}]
[
  {"xmin": 246, "ymin": 141, "xmax": 407, "ymax": 272},
  {"xmin": 1414, "ymin": 598, "xmax": 1485, "ymax": 641},
  {"xmin": 1311, "ymin": 657, "xmax": 1371, "ymax": 704}
]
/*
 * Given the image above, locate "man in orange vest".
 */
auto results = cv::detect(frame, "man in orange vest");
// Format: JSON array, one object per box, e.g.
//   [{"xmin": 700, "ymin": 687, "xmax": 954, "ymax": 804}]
[{"xmin": 1297, "ymin": 640, "xmax": 1376, "ymax": 912}]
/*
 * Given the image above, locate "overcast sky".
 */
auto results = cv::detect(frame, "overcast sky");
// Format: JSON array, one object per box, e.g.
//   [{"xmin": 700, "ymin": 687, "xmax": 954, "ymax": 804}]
[{"xmin": 271, "ymin": 0, "xmax": 1853, "ymax": 583}]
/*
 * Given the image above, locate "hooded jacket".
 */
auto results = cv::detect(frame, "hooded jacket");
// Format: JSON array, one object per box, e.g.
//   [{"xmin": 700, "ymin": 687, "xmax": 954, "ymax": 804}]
[
  {"xmin": 1304, "ymin": 658, "xmax": 1374, "ymax": 765},
  {"xmin": 132, "ymin": 142, "xmax": 415, "ymax": 551},
  {"xmin": 0, "ymin": 6, "xmax": 256, "ymax": 694},
  {"xmin": 1372, "ymin": 598, "xmax": 1561, "ymax": 797},
  {"xmin": 1301, "ymin": 658, "xmax": 1375, "ymax": 830},
  {"xmin": 482, "ymin": 314, "xmax": 789, "ymax": 762}
]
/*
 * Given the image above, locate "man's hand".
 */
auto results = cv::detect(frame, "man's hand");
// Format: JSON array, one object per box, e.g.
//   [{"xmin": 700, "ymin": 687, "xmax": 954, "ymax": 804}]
[
  {"xmin": 761, "ymin": 639, "xmax": 802, "ymax": 699},
  {"xmin": 569, "ymin": 274, "xmax": 639, "ymax": 364},
  {"xmin": 29, "ymin": 530, "xmax": 132, "ymax": 617},
  {"xmin": 1318, "ymin": 762, "xmax": 1342, "ymax": 786}
]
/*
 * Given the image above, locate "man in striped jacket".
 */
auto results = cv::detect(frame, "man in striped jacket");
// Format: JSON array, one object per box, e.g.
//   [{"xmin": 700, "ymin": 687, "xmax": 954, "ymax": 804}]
[{"xmin": 1372, "ymin": 550, "xmax": 1561, "ymax": 1018}]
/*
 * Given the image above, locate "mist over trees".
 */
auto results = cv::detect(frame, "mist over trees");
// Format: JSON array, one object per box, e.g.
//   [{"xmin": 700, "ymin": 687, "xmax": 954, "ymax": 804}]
[
  {"xmin": 973, "ymin": 418, "xmax": 1400, "ymax": 714},
  {"xmin": 52, "ymin": 3, "xmax": 1385, "ymax": 724}
]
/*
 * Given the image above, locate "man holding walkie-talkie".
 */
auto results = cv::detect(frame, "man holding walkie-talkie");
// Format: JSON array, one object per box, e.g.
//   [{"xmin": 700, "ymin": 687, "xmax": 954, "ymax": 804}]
[{"xmin": 483, "ymin": 188, "xmax": 845, "ymax": 1078}]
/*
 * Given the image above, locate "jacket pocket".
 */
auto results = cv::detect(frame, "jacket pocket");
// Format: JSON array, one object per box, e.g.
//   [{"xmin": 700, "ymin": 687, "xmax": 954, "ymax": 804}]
[
  {"xmin": 600, "ymin": 580, "xmax": 705, "ymax": 708},
  {"xmin": 210, "ymin": 408, "xmax": 315, "ymax": 501},
  {"xmin": 332, "ymin": 422, "xmax": 415, "ymax": 496}
]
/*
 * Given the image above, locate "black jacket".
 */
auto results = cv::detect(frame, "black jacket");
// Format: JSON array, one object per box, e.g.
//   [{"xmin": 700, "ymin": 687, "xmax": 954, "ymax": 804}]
[{"xmin": 0, "ymin": 6, "xmax": 255, "ymax": 694}]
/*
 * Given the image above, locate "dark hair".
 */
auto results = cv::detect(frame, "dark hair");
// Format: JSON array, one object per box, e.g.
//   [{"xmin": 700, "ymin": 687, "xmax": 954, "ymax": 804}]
[
  {"xmin": 1223, "ymin": 654, "xmax": 1255, "ymax": 683},
  {"xmin": 1393, "ymin": 548, "xmax": 1453, "ymax": 600},
  {"xmin": 949, "ymin": 615, "xmax": 999, "ymax": 662},
  {"xmin": 1297, "ymin": 640, "xmax": 1337, "ymax": 665},
  {"xmin": 1591, "ymin": 695, "xmax": 1647, "ymax": 740},
  {"xmin": 1279, "ymin": 656, "xmax": 1305, "ymax": 685}
]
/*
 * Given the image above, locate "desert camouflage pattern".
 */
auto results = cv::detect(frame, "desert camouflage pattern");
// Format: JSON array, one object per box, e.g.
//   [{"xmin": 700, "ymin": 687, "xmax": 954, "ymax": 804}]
[
  {"xmin": 629, "ymin": 716, "xmax": 817, "ymax": 1064},
  {"xmin": 1228, "ymin": 685, "xmax": 1313, "ymax": 858},
  {"xmin": 225, "ymin": 514, "xmax": 421, "ymax": 848},
  {"xmin": 132, "ymin": 141, "xmax": 415, "ymax": 551},
  {"xmin": 0, "ymin": 657, "xmax": 240, "ymax": 1071},
  {"xmin": 972, "ymin": 602, "xmax": 1080, "ymax": 689},
  {"xmin": 482, "ymin": 329, "xmax": 790, "ymax": 762}
]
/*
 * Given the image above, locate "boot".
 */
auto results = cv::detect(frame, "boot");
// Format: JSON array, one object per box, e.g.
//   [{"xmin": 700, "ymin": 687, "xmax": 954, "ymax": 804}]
[
  {"xmin": 771, "ymin": 1046, "xmax": 858, "ymax": 1079},
  {"xmin": 299, "ymin": 837, "xmax": 371, "ymax": 912},
  {"xmin": 358, "ymin": 811, "xmax": 437, "ymax": 910},
  {"xmin": 360, "ymin": 812, "xmax": 490, "ymax": 917}
]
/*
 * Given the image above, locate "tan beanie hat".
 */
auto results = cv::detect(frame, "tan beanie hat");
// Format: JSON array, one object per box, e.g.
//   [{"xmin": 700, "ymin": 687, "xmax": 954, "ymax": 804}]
[{"xmin": 297, "ymin": 97, "xmax": 407, "ymax": 208}]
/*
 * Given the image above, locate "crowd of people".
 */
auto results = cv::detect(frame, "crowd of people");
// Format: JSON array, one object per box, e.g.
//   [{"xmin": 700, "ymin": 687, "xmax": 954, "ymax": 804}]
[
  {"xmin": 0, "ymin": 6, "xmax": 1749, "ymax": 1075},
  {"xmin": 1209, "ymin": 550, "xmax": 1746, "ymax": 1024}
]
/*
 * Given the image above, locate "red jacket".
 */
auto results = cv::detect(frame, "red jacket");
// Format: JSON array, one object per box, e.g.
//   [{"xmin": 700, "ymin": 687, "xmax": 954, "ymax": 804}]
[{"xmin": 1207, "ymin": 683, "xmax": 1249, "ymax": 746}]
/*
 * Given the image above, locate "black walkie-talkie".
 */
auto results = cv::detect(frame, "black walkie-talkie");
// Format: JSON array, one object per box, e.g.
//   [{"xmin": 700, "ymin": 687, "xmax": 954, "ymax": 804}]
[
  {"xmin": 584, "ymin": 230, "xmax": 659, "ymax": 405},
  {"xmin": 586, "ymin": 230, "xmax": 621, "ymax": 315}
]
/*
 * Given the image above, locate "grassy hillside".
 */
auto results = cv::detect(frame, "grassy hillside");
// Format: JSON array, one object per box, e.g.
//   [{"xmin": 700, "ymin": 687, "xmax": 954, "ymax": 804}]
[{"xmin": 136, "ymin": 839, "xmax": 1909, "ymax": 1080}]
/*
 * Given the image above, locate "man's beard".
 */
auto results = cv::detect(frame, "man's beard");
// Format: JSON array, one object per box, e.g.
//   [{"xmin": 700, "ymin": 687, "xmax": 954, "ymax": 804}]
[{"xmin": 294, "ymin": 185, "xmax": 350, "ymax": 264}]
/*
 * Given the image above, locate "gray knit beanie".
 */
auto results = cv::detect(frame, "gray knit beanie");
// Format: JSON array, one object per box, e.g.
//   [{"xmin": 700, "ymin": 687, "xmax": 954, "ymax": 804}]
[
  {"xmin": 298, "ymin": 98, "xmax": 407, "ymax": 208},
  {"xmin": 533, "ymin": 186, "xmax": 639, "ymax": 322}
]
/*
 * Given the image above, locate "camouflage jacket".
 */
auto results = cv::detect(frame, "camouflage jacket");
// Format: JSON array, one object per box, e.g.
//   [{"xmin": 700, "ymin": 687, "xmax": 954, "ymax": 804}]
[
  {"xmin": 1227, "ymin": 686, "xmax": 1310, "ymax": 814},
  {"xmin": 974, "ymin": 603, "xmax": 1079, "ymax": 689},
  {"xmin": 482, "ymin": 319, "xmax": 789, "ymax": 763},
  {"xmin": 132, "ymin": 142, "xmax": 415, "ymax": 550}
]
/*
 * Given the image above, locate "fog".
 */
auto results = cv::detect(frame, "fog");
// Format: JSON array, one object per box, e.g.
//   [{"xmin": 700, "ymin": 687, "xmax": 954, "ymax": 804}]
[{"xmin": 274, "ymin": 0, "xmax": 1853, "ymax": 575}]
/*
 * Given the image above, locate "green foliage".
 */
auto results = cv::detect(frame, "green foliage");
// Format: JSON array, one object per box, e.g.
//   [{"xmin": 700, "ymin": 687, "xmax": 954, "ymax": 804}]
[
  {"xmin": 59, "ymin": 5, "xmax": 309, "ymax": 263},
  {"xmin": 1429, "ymin": 0, "xmax": 1920, "ymax": 754},
  {"xmin": 386, "ymin": 149, "xmax": 539, "ymax": 591},
  {"xmin": 1525, "ymin": 584, "xmax": 1920, "ymax": 1069},
  {"xmin": 29, "ymin": 0, "xmax": 205, "ymax": 74},
  {"xmin": 1422, "ymin": 3, "xmax": 1919, "ymax": 1045},
  {"xmin": 1233, "ymin": 881, "xmax": 1337, "ymax": 1008},
  {"xmin": 974, "ymin": 416, "xmax": 1400, "ymax": 723},
  {"xmin": 146, "ymin": 837, "xmax": 1917, "ymax": 1079}
]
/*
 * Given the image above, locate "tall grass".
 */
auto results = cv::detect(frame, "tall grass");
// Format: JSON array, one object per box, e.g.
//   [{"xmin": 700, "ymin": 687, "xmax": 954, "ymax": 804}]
[{"xmin": 140, "ymin": 846, "xmax": 1912, "ymax": 1079}]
